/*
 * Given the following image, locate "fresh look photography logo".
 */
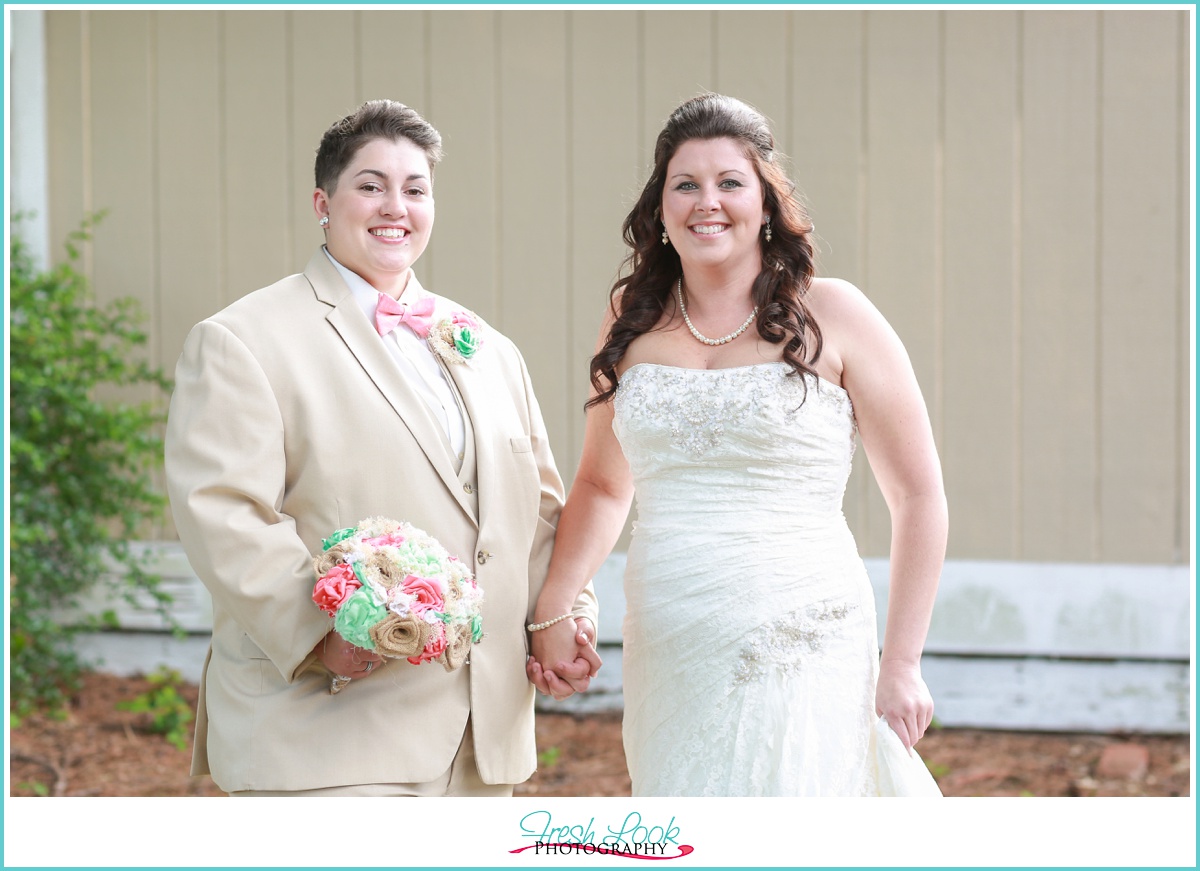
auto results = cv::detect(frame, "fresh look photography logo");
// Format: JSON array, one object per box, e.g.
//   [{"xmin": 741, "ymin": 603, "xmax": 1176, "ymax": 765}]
[{"xmin": 511, "ymin": 810, "xmax": 694, "ymax": 860}]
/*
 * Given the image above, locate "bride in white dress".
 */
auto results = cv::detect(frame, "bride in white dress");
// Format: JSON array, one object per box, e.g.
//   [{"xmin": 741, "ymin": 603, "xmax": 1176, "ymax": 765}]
[{"xmin": 528, "ymin": 94, "xmax": 947, "ymax": 796}]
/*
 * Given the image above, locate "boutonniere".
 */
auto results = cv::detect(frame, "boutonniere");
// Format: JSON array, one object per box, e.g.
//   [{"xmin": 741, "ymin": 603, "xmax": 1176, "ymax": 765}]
[{"xmin": 427, "ymin": 309, "xmax": 484, "ymax": 365}]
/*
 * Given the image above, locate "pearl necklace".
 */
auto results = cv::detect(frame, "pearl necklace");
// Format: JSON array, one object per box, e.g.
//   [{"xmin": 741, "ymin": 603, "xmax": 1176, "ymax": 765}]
[{"xmin": 676, "ymin": 278, "xmax": 758, "ymax": 346}]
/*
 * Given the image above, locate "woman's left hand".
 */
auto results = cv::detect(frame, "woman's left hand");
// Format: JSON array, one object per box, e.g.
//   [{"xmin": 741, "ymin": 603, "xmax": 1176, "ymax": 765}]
[
  {"xmin": 875, "ymin": 658, "xmax": 934, "ymax": 751},
  {"xmin": 527, "ymin": 617, "xmax": 601, "ymax": 700},
  {"xmin": 313, "ymin": 629, "xmax": 383, "ymax": 680}
]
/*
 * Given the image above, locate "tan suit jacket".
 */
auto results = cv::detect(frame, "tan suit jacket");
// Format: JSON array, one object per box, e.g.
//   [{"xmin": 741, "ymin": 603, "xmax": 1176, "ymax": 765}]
[{"xmin": 165, "ymin": 249, "xmax": 596, "ymax": 791}]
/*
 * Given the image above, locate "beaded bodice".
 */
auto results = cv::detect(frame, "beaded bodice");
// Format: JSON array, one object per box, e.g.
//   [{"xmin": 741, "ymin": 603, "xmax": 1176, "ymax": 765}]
[{"xmin": 613, "ymin": 361, "xmax": 856, "ymax": 532}]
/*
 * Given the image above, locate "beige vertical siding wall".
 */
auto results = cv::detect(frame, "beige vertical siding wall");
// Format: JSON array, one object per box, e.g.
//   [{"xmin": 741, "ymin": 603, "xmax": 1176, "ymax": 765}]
[{"xmin": 40, "ymin": 8, "xmax": 1190, "ymax": 564}]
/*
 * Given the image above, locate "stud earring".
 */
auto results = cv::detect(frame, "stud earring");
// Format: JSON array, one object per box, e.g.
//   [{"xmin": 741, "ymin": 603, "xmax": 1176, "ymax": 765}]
[
  {"xmin": 662, "ymin": 226, "xmax": 669, "ymax": 246},
  {"xmin": 319, "ymin": 216, "xmax": 329, "ymax": 227}
]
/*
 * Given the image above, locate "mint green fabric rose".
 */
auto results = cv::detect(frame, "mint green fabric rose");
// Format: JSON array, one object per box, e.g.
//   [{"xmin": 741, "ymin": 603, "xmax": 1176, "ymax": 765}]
[
  {"xmin": 322, "ymin": 527, "xmax": 357, "ymax": 551},
  {"xmin": 453, "ymin": 325, "xmax": 480, "ymax": 360},
  {"xmin": 333, "ymin": 588, "xmax": 387, "ymax": 650}
]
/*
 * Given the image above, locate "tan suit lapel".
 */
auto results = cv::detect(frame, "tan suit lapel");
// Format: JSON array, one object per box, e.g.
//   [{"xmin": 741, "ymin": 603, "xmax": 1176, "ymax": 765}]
[
  {"xmin": 441, "ymin": 353, "xmax": 496, "ymax": 530},
  {"xmin": 305, "ymin": 252, "xmax": 477, "ymax": 526}
]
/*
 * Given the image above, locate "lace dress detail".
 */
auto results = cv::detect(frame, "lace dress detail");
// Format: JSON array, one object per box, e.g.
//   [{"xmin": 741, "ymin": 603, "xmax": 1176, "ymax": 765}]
[
  {"xmin": 733, "ymin": 600, "xmax": 857, "ymax": 686},
  {"xmin": 613, "ymin": 362, "xmax": 936, "ymax": 797}
]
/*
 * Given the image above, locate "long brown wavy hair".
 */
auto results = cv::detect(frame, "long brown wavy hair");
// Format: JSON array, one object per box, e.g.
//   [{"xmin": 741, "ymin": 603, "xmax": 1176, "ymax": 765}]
[{"xmin": 587, "ymin": 93, "xmax": 822, "ymax": 409}]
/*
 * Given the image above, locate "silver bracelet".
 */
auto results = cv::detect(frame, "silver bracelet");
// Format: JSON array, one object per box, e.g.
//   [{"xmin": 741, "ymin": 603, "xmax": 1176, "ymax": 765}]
[{"xmin": 527, "ymin": 613, "xmax": 573, "ymax": 632}]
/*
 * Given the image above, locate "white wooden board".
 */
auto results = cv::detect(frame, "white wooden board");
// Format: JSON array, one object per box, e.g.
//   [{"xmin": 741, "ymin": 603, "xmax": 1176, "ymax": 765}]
[{"xmin": 74, "ymin": 546, "xmax": 1192, "ymax": 733}]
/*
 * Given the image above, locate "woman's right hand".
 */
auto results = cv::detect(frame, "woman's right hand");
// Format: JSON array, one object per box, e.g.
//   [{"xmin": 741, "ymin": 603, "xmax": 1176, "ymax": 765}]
[
  {"xmin": 528, "ymin": 617, "xmax": 601, "ymax": 700},
  {"xmin": 874, "ymin": 658, "xmax": 935, "ymax": 751},
  {"xmin": 312, "ymin": 630, "xmax": 383, "ymax": 680}
]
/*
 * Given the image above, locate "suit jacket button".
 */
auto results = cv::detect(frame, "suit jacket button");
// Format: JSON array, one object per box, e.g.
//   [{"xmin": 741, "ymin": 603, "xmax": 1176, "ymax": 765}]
[
  {"xmin": 477, "ymin": 550, "xmax": 491, "ymax": 564},
  {"xmin": 463, "ymin": 483, "xmax": 474, "ymax": 494}
]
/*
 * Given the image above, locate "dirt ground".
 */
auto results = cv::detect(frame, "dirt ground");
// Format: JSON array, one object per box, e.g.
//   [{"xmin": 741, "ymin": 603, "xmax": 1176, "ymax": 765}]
[{"xmin": 7, "ymin": 671, "xmax": 1191, "ymax": 798}]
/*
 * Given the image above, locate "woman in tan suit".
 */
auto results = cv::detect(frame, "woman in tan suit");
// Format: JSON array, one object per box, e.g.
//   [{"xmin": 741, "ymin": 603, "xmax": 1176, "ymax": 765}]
[{"xmin": 165, "ymin": 100, "xmax": 599, "ymax": 796}]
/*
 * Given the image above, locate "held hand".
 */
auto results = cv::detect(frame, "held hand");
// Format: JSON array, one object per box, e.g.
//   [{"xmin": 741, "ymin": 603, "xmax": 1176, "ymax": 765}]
[
  {"xmin": 527, "ymin": 657, "xmax": 579, "ymax": 701},
  {"xmin": 527, "ymin": 618, "xmax": 602, "ymax": 700},
  {"xmin": 874, "ymin": 658, "xmax": 934, "ymax": 752},
  {"xmin": 312, "ymin": 630, "xmax": 383, "ymax": 681}
]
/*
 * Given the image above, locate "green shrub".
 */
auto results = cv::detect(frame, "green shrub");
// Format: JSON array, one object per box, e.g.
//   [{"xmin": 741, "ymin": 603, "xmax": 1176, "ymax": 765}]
[
  {"xmin": 116, "ymin": 667, "xmax": 194, "ymax": 750},
  {"xmin": 9, "ymin": 215, "xmax": 172, "ymax": 717}
]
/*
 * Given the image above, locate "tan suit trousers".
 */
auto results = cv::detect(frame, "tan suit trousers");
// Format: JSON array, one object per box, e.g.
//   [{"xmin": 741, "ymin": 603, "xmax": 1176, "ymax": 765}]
[{"xmin": 227, "ymin": 719, "xmax": 513, "ymax": 797}]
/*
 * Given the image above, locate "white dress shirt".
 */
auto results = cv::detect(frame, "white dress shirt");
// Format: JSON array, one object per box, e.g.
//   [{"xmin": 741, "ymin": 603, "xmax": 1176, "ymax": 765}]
[{"xmin": 324, "ymin": 248, "xmax": 466, "ymax": 464}]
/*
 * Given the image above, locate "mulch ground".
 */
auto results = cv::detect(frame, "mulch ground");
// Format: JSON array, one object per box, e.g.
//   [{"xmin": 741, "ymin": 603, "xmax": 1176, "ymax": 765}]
[{"xmin": 8, "ymin": 671, "xmax": 1191, "ymax": 798}]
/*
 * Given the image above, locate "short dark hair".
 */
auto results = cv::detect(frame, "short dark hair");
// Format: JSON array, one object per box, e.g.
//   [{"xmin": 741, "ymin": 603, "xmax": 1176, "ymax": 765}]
[{"xmin": 314, "ymin": 100, "xmax": 443, "ymax": 193}]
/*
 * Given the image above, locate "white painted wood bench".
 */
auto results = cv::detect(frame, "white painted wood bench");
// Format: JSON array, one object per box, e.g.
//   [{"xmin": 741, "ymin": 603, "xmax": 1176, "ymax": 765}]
[{"xmin": 70, "ymin": 544, "xmax": 1191, "ymax": 733}]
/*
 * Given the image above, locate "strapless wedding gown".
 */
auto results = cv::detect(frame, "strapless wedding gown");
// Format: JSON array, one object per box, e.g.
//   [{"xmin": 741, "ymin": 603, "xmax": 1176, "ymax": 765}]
[{"xmin": 613, "ymin": 362, "xmax": 940, "ymax": 797}]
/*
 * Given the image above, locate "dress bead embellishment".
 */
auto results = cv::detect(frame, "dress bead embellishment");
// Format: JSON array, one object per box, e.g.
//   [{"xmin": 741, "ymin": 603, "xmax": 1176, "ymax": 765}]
[
  {"xmin": 615, "ymin": 362, "xmax": 855, "ymax": 459},
  {"xmin": 734, "ymin": 601, "xmax": 855, "ymax": 686}
]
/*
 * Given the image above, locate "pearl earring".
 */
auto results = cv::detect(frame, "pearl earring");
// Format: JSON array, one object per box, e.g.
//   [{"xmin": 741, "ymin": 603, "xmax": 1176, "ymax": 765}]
[
  {"xmin": 319, "ymin": 216, "xmax": 329, "ymax": 227},
  {"xmin": 662, "ymin": 226, "xmax": 669, "ymax": 246}
]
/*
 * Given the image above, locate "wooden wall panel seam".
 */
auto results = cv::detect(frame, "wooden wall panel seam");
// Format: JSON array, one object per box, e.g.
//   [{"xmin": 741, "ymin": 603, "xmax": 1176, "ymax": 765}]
[
  {"xmin": 1176, "ymin": 11, "xmax": 1191, "ymax": 564},
  {"xmin": 1092, "ymin": 11, "xmax": 1104, "ymax": 561},
  {"xmin": 1012, "ymin": 11, "xmax": 1025, "ymax": 560}
]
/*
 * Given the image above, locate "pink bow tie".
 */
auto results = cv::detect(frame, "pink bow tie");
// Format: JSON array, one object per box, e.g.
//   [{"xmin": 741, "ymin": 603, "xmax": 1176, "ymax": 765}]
[{"xmin": 375, "ymin": 293, "xmax": 435, "ymax": 338}]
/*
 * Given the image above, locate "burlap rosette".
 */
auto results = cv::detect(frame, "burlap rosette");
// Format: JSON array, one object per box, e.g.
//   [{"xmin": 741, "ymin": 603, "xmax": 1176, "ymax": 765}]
[
  {"xmin": 313, "ymin": 541, "xmax": 354, "ymax": 577},
  {"xmin": 442, "ymin": 621, "xmax": 474, "ymax": 671},
  {"xmin": 368, "ymin": 613, "xmax": 431, "ymax": 659}
]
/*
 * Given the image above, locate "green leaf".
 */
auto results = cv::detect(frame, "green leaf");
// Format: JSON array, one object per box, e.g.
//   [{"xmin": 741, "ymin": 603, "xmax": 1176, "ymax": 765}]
[{"xmin": 116, "ymin": 667, "xmax": 194, "ymax": 750}]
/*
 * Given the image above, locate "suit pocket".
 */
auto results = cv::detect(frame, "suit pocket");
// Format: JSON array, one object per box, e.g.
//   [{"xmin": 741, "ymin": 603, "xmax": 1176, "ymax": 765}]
[
  {"xmin": 240, "ymin": 633, "xmax": 271, "ymax": 661},
  {"xmin": 510, "ymin": 436, "xmax": 533, "ymax": 453}
]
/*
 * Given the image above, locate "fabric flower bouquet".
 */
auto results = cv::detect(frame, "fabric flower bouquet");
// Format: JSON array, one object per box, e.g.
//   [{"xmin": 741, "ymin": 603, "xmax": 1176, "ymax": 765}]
[{"xmin": 312, "ymin": 517, "xmax": 484, "ymax": 685}]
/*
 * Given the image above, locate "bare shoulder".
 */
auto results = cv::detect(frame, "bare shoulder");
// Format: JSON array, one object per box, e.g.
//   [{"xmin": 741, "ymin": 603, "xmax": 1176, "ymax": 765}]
[
  {"xmin": 802, "ymin": 277, "xmax": 894, "ymax": 383},
  {"xmin": 598, "ymin": 289, "xmax": 622, "ymax": 336},
  {"xmin": 804, "ymin": 277, "xmax": 880, "ymax": 329},
  {"xmin": 809, "ymin": 277, "xmax": 901, "ymax": 348}
]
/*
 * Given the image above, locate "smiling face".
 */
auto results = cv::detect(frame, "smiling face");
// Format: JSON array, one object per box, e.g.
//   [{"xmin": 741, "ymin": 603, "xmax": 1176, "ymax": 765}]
[
  {"xmin": 660, "ymin": 137, "xmax": 767, "ymax": 276},
  {"xmin": 312, "ymin": 136, "xmax": 434, "ymax": 297}
]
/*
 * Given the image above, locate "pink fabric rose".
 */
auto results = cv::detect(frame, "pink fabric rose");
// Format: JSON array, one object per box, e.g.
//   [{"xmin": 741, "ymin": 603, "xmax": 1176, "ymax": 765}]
[
  {"xmin": 312, "ymin": 564, "xmax": 362, "ymax": 615},
  {"xmin": 364, "ymin": 532, "xmax": 406, "ymax": 548},
  {"xmin": 450, "ymin": 311, "xmax": 480, "ymax": 330},
  {"xmin": 403, "ymin": 574, "xmax": 445, "ymax": 617},
  {"xmin": 408, "ymin": 622, "xmax": 448, "ymax": 665}
]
